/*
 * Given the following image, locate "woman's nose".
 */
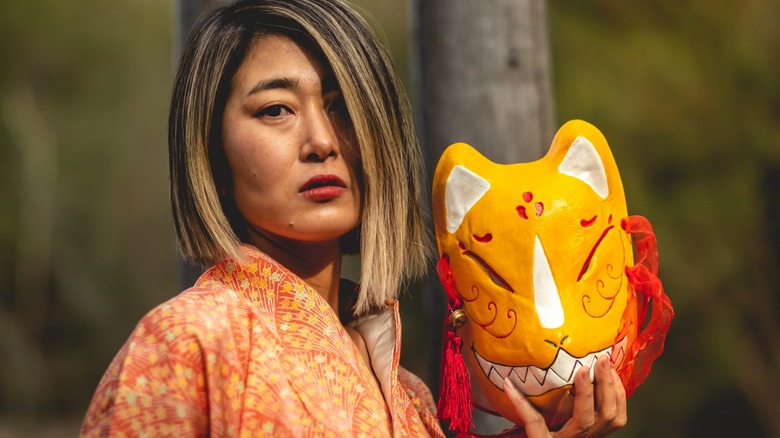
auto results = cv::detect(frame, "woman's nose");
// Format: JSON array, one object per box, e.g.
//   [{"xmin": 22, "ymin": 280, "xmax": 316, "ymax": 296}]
[{"xmin": 302, "ymin": 110, "xmax": 338, "ymax": 162}]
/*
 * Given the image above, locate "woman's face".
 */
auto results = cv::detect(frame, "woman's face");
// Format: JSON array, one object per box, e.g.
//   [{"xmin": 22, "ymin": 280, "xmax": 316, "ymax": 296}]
[{"xmin": 221, "ymin": 33, "xmax": 361, "ymax": 248}]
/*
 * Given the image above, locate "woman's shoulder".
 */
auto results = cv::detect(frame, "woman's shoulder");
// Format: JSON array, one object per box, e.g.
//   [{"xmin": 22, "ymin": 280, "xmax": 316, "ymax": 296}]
[
  {"xmin": 141, "ymin": 285, "xmax": 242, "ymax": 330},
  {"xmin": 132, "ymin": 246, "xmax": 306, "ymax": 349},
  {"xmin": 81, "ymin": 285, "xmax": 254, "ymax": 436},
  {"xmin": 121, "ymin": 285, "xmax": 250, "ymax": 362}
]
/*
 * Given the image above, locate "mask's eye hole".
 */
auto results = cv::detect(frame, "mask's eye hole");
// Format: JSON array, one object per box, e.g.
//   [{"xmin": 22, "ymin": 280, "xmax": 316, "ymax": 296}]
[
  {"xmin": 577, "ymin": 224, "xmax": 614, "ymax": 281},
  {"xmin": 464, "ymin": 251, "xmax": 514, "ymax": 292},
  {"xmin": 580, "ymin": 259, "xmax": 591, "ymax": 279}
]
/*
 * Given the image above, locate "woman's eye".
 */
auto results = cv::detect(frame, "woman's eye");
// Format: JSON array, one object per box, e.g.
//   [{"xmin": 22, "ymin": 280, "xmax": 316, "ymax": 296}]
[{"xmin": 256, "ymin": 105, "xmax": 291, "ymax": 118}]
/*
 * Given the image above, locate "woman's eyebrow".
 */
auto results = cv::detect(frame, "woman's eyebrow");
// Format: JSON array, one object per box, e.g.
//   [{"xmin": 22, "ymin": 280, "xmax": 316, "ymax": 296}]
[{"xmin": 247, "ymin": 77, "xmax": 299, "ymax": 96}]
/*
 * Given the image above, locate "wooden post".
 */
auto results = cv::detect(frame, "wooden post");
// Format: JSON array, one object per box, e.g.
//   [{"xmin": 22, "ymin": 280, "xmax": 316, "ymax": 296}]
[
  {"xmin": 410, "ymin": 0, "xmax": 556, "ymax": 432},
  {"xmin": 412, "ymin": 0, "xmax": 554, "ymax": 163}
]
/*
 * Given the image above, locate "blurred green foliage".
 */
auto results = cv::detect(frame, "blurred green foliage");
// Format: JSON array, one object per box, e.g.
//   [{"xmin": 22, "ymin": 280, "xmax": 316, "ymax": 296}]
[
  {"xmin": 0, "ymin": 0, "xmax": 177, "ymax": 432},
  {"xmin": 548, "ymin": 1, "xmax": 780, "ymax": 436},
  {"xmin": 0, "ymin": 0, "xmax": 778, "ymax": 437}
]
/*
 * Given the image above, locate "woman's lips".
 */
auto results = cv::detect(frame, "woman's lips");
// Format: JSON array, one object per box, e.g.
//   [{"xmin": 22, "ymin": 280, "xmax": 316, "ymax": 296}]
[{"xmin": 299, "ymin": 174, "xmax": 347, "ymax": 201}]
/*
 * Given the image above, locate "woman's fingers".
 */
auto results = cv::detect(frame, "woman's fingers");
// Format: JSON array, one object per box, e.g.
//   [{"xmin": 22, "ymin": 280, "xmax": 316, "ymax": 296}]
[
  {"xmin": 593, "ymin": 357, "xmax": 628, "ymax": 434},
  {"xmin": 502, "ymin": 378, "xmax": 552, "ymax": 438},
  {"xmin": 608, "ymin": 369, "xmax": 628, "ymax": 431},
  {"xmin": 554, "ymin": 364, "xmax": 595, "ymax": 437},
  {"xmin": 501, "ymin": 356, "xmax": 628, "ymax": 438},
  {"xmin": 594, "ymin": 356, "xmax": 617, "ymax": 425},
  {"xmin": 555, "ymin": 356, "xmax": 628, "ymax": 437}
]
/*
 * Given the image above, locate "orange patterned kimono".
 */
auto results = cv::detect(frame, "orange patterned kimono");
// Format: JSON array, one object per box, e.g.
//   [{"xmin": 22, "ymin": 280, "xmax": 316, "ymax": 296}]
[{"xmin": 81, "ymin": 245, "xmax": 444, "ymax": 437}]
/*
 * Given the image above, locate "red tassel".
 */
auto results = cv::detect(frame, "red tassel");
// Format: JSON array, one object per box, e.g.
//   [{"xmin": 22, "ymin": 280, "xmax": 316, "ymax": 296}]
[
  {"xmin": 618, "ymin": 216, "xmax": 675, "ymax": 397},
  {"xmin": 439, "ymin": 326, "xmax": 474, "ymax": 433},
  {"xmin": 436, "ymin": 257, "xmax": 474, "ymax": 433}
]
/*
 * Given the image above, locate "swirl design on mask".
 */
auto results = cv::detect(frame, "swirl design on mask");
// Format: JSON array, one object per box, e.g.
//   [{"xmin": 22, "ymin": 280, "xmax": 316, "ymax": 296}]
[{"xmin": 582, "ymin": 224, "xmax": 627, "ymax": 318}]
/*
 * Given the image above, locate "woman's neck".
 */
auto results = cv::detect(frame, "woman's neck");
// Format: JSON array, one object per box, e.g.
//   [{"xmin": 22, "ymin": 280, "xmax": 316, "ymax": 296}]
[{"xmin": 245, "ymin": 227, "xmax": 342, "ymax": 311}]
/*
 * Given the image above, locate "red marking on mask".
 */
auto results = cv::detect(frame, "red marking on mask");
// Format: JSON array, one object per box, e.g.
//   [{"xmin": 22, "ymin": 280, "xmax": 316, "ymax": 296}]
[
  {"xmin": 523, "ymin": 191, "xmax": 533, "ymax": 202},
  {"xmin": 535, "ymin": 202, "xmax": 544, "ymax": 217},
  {"xmin": 516, "ymin": 205, "xmax": 528, "ymax": 220},
  {"xmin": 473, "ymin": 233, "xmax": 492, "ymax": 243},
  {"xmin": 581, "ymin": 216, "xmax": 598, "ymax": 227}
]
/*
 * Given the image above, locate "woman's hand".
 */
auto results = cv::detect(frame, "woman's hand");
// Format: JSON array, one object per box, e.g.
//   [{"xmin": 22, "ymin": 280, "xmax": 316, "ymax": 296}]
[{"xmin": 501, "ymin": 355, "xmax": 627, "ymax": 438}]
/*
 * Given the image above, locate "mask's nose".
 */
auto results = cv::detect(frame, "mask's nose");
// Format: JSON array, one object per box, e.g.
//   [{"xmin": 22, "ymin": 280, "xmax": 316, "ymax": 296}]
[{"xmin": 533, "ymin": 235, "xmax": 564, "ymax": 329}]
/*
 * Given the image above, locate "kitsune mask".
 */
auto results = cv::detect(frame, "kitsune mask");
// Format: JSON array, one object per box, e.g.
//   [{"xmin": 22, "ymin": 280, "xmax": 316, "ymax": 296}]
[{"xmin": 433, "ymin": 120, "xmax": 657, "ymax": 430}]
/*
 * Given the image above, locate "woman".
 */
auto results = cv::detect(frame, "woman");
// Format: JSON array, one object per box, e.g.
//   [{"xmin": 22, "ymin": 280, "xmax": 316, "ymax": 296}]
[{"xmin": 81, "ymin": 0, "xmax": 626, "ymax": 436}]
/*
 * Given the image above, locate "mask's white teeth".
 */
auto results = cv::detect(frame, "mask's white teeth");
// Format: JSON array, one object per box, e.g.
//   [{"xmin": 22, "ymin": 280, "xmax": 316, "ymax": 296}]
[
  {"xmin": 476, "ymin": 353, "xmax": 514, "ymax": 389},
  {"xmin": 549, "ymin": 348, "xmax": 578, "ymax": 382},
  {"xmin": 510, "ymin": 366, "xmax": 529, "ymax": 384},
  {"xmin": 472, "ymin": 336, "xmax": 627, "ymax": 397},
  {"xmin": 487, "ymin": 367, "xmax": 504, "ymax": 388},
  {"xmin": 529, "ymin": 366, "xmax": 548, "ymax": 385},
  {"xmin": 475, "ymin": 351, "xmax": 492, "ymax": 377},
  {"xmin": 492, "ymin": 363, "xmax": 512, "ymax": 379}
]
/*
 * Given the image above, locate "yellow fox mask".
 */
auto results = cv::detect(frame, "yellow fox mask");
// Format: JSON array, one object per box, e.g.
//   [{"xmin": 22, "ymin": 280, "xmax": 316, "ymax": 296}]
[{"xmin": 432, "ymin": 120, "xmax": 673, "ymax": 432}]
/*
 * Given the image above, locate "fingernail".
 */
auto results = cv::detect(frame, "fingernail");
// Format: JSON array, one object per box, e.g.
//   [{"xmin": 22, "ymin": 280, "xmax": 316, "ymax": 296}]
[{"xmin": 503, "ymin": 378, "xmax": 518, "ymax": 394}]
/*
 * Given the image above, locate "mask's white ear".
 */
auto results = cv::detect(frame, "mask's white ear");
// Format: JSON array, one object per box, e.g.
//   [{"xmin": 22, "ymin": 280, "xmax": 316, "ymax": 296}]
[
  {"xmin": 445, "ymin": 165, "xmax": 490, "ymax": 233},
  {"xmin": 558, "ymin": 136, "xmax": 609, "ymax": 199}
]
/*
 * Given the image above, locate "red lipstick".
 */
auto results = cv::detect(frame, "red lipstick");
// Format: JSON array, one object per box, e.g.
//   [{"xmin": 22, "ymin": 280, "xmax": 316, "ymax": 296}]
[{"xmin": 299, "ymin": 174, "xmax": 347, "ymax": 201}]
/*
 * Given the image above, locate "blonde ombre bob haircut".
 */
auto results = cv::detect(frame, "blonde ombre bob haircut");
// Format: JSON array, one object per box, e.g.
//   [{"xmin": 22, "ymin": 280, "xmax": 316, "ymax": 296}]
[{"xmin": 169, "ymin": 0, "xmax": 430, "ymax": 315}]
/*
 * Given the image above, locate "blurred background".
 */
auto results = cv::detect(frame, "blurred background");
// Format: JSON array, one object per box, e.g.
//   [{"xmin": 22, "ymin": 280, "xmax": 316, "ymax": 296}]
[{"xmin": 0, "ymin": 1, "xmax": 778, "ymax": 437}]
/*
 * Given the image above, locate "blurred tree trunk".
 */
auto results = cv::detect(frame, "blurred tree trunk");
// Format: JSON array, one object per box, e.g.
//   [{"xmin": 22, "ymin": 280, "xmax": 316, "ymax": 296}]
[
  {"xmin": 411, "ymin": 0, "xmax": 555, "ymax": 434},
  {"xmin": 175, "ymin": 0, "xmax": 231, "ymax": 289}
]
